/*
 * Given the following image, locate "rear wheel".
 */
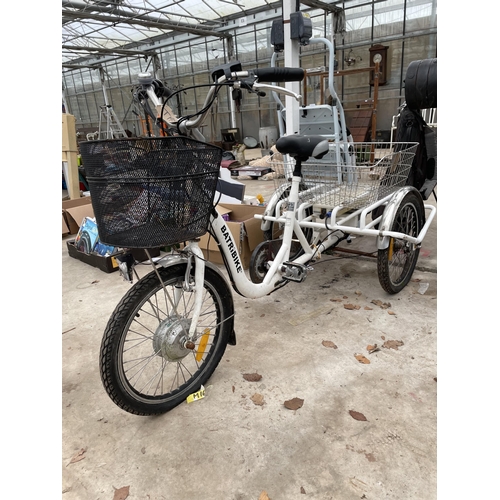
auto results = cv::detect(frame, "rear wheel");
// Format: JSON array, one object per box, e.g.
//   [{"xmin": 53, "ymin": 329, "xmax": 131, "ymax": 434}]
[
  {"xmin": 99, "ymin": 263, "xmax": 233, "ymax": 415},
  {"xmin": 377, "ymin": 191, "xmax": 424, "ymax": 294}
]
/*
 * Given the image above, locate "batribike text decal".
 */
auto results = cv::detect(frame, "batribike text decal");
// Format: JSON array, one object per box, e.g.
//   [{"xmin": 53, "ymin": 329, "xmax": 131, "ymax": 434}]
[{"xmin": 221, "ymin": 224, "xmax": 243, "ymax": 273}]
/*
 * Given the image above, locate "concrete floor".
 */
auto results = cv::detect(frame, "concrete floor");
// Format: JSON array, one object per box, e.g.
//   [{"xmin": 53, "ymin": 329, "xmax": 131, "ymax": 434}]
[{"xmin": 62, "ymin": 176, "xmax": 437, "ymax": 500}]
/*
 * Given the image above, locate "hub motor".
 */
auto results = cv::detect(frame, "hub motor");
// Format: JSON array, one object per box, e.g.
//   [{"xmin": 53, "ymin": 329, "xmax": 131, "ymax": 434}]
[{"xmin": 153, "ymin": 316, "xmax": 192, "ymax": 361}]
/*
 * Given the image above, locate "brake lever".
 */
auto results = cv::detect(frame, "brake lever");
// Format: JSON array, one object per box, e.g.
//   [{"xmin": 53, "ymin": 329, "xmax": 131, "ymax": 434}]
[{"xmin": 253, "ymin": 82, "xmax": 302, "ymax": 102}]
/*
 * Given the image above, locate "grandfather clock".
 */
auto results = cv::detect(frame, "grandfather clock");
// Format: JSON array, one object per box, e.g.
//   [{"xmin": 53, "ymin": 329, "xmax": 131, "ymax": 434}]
[{"xmin": 369, "ymin": 44, "xmax": 389, "ymax": 85}]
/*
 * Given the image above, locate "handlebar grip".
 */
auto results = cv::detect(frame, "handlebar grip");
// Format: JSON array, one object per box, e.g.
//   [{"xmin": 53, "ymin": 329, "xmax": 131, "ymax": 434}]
[{"xmin": 252, "ymin": 67, "xmax": 305, "ymax": 82}]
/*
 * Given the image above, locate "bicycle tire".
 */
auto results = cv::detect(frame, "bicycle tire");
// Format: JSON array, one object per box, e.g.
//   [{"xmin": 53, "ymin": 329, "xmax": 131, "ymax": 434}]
[
  {"xmin": 99, "ymin": 263, "xmax": 233, "ymax": 415},
  {"xmin": 377, "ymin": 191, "xmax": 424, "ymax": 294}
]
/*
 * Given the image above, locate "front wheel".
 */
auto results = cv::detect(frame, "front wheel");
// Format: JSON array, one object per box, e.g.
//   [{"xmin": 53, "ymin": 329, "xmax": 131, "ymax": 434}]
[
  {"xmin": 99, "ymin": 263, "xmax": 234, "ymax": 415},
  {"xmin": 377, "ymin": 191, "xmax": 424, "ymax": 294}
]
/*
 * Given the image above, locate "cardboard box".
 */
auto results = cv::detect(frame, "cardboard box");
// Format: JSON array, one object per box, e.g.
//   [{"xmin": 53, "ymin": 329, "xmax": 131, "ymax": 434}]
[
  {"xmin": 66, "ymin": 239, "xmax": 120, "ymax": 273},
  {"xmin": 67, "ymin": 211, "xmax": 162, "ymax": 271},
  {"xmin": 198, "ymin": 203, "xmax": 265, "ymax": 269},
  {"xmin": 62, "ymin": 213, "xmax": 70, "ymax": 235},
  {"xmin": 62, "ymin": 197, "xmax": 94, "ymax": 234}
]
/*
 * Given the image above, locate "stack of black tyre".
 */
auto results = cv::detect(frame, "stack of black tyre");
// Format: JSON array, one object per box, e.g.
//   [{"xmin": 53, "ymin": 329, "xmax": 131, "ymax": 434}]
[{"xmin": 396, "ymin": 58, "xmax": 437, "ymax": 201}]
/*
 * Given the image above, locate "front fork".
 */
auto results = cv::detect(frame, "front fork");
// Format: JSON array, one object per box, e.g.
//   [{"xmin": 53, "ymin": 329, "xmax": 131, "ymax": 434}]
[
  {"xmin": 117, "ymin": 243, "xmax": 206, "ymax": 342},
  {"xmin": 183, "ymin": 243, "xmax": 206, "ymax": 339}
]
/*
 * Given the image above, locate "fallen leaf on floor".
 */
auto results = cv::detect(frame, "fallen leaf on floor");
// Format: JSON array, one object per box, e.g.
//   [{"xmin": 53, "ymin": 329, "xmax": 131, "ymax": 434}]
[
  {"xmin": 322, "ymin": 340, "xmax": 338, "ymax": 349},
  {"xmin": 113, "ymin": 486, "xmax": 129, "ymax": 500},
  {"xmin": 300, "ymin": 486, "xmax": 306, "ymax": 494},
  {"xmin": 68, "ymin": 448, "xmax": 87, "ymax": 465},
  {"xmin": 243, "ymin": 373, "xmax": 262, "ymax": 382},
  {"xmin": 382, "ymin": 340, "xmax": 404, "ymax": 350},
  {"xmin": 364, "ymin": 306, "xmax": 373, "ymax": 310},
  {"xmin": 371, "ymin": 299, "xmax": 391, "ymax": 309},
  {"xmin": 343, "ymin": 295, "xmax": 348, "ymax": 299},
  {"xmin": 141, "ymin": 447, "xmax": 146, "ymax": 454},
  {"xmin": 381, "ymin": 335, "xmax": 386, "ymax": 340},
  {"xmin": 355, "ymin": 290, "xmax": 362, "ymax": 295},
  {"xmin": 232, "ymin": 385, "xmax": 235, "ymax": 392},
  {"xmin": 349, "ymin": 410, "xmax": 368, "ymax": 421},
  {"xmin": 259, "ymin": 492, "xmax": 270, "ymax": 500},
  {"xmin": 251, "ymin": 393, "xmax": 265, "ymax": 406},
  {"xmin": 284, "ymin": 397, "xmax": 304, "ymax": 410},
  {"xmin": 330, "ymin": 298, "xmax": 343, "ymax": 302},
  {"xmin": 355, "ymin": 354, "xmax": 370, "ymax": 364},
  {"xmin": 387, "ymin": 310, "xmax": 396, "ymax": 315},
  {"xmin": 260, "ymin": 313, "xmax": 266, "ymax": 317},
  {"xmin": 434, "ymin": 377, "xmax": 437, "ymax": 382},
  {"xmin": 366, "ymin": 344, "xmax": 379, "ymax": 353},
  {"xmin": 344, "ymin": 304, "xmax": 360, "ymax": 310}
]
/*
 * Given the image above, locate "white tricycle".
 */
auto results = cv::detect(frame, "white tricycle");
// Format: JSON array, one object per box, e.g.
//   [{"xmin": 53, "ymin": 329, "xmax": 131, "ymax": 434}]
[{"xmin": 80, "ymin": 64, "xmax": 436, "ymax": 415}]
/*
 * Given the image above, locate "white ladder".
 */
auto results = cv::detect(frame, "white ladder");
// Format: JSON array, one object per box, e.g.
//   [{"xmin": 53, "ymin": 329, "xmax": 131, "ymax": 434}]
[{"xmin": 98, "ymin": 105, "xmax": 128, "ymax": 140}]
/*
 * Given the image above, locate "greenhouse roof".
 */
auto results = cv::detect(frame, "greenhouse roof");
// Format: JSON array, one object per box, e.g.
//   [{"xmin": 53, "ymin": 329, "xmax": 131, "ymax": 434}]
[{"xmin": 61, "ymin": 0, "xmax": 349, "ymax": 66}]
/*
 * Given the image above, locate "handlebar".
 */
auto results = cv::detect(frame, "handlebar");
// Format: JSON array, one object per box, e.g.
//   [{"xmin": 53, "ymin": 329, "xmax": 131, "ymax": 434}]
[
  {"xmin": 138, "ymin": 64, "xmax": 304, "ymax": 137},
  {"xmin": 250, "ymin": 67, "xmax": 305, "ymax": 82}
]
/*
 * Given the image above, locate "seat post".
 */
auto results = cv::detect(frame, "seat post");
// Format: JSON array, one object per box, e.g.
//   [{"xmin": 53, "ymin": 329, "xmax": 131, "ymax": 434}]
[{"xmin": 293, "ymin": 158, "xmax": 304, "ymax": 177}]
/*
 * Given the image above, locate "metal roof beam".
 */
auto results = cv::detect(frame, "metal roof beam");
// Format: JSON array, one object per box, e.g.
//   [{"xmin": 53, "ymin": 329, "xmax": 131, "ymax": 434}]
[
  {"xmin": 62, "ymin": 0, "xmax": 229, "ymax": 38},
  {"xmin": 62, "ymin": 63, "xmax": 102, "ymax": 70},
  {"xmin": 62, "ymin": 44, "xmax": 157, "ymax": 57},
  {"xmin": 62, "ymin": 0, "xmax": 223, "ymax": 25},
  {"xmin": 300, "ymin": 0, "xmax": 343, "ymax": 14}
]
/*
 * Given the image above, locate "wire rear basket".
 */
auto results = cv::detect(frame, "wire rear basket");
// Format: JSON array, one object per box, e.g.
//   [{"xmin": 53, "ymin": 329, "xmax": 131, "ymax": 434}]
[
  {"xmin": 269, "ymin": 142, "xmax": 418, "ymax": 211},
  {"xmin": 79, "ymin": 136, "xmax": 222, "ymax": 248}
]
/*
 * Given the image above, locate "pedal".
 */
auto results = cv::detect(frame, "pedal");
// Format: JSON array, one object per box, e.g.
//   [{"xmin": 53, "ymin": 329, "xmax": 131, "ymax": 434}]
[{"xmin": 281, "ymin": 262, "xmax": 311, "ymax": 282}]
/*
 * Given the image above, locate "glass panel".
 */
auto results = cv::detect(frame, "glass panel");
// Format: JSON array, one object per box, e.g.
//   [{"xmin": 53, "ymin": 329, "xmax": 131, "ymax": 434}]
[
  {"xmin": 190, "ymin": 42, "xmax": 209, "ymax": 70},
  {"xmin": 128, "ymin": 59, "xmax": 143, "ymax": 81},
  {"xmin": 86, "ymin": 94, "xmax": 100, "ymax": 123},
  {"xmin": 70, "ymin": 72, "xmax": 85, "ymax": 95},
  {"xmin": 235, "ymin": 28, "xmax": 257, "ymax": 64},
  {"xmin": 406, "ymin": 0, "xmax": 437, "ymax": 33},
  {"xmin": 160, "ymin": 49, "xmax": 176, "ymax": 78},
  {"xmin": 310, "ymin": 10, "xmax": 326, "ymax": 38},
  {"xmin": 343, "ymin": 5, "xmax": 373, "ymax": 44},
  {"xmin": 75, "ymin": 93, "xmax": 90, "ymax": 123},
  {"xmin": 116, "ymin": 61, "xmax": 132, "ymax": 86},
  {"xmin": 255, "ymin": 25, "xmax": 272, "ymax": 60},
  {"xmin": 374, "ymin": 0, "xmax": 405, "ymax": 39},
  {"xmin": 403, "ymin": 34, "xmax": 436, "ymax": 69},
  {"xmin": 175, "ymin": 47, "xmax": 192, "ymax": 71}
]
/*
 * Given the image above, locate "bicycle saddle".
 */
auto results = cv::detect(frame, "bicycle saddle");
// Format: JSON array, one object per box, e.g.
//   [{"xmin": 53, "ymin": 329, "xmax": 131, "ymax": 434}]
[{"xmin": 276, "ymin": 135, "xmax": 329, "ymax": 162}]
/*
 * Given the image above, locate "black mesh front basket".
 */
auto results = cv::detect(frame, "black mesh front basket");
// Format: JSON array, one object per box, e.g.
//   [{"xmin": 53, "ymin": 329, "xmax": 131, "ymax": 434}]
[{"xmin": 79, "ymin": 136, "xmax": 222, "ymax": 248}]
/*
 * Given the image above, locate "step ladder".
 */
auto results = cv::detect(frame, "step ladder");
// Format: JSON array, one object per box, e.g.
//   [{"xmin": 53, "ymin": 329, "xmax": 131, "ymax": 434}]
[{"xmin": 98, "ymin": 105, "xmax": 128, "ymax": 139}]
